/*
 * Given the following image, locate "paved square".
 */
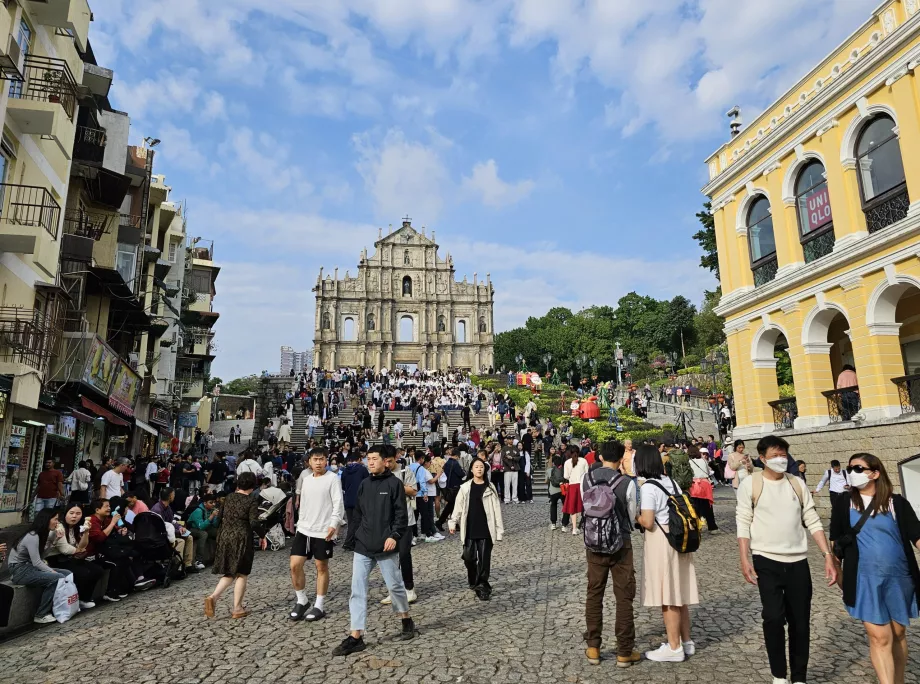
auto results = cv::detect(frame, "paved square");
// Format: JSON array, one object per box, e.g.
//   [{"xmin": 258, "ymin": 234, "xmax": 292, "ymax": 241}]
[{"xmin": 2, "ymin": 494, "xmax": 917, "ymax": 683}]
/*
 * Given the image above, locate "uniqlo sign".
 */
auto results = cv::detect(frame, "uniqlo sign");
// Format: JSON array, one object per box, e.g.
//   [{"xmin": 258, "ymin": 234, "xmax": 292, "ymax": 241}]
[{"xmin": 805, "ymin": 187, "xmax": 832, "ymax": 232}]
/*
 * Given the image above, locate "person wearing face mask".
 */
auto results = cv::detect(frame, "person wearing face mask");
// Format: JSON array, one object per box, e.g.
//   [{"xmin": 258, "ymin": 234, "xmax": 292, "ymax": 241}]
[
  {"xmin": 830, "ymin": 453, "xmax": 920, "ymax": 684},
  {"xmin": 736, "ymin": 435, "xmax": 837, "ymax": 684}
]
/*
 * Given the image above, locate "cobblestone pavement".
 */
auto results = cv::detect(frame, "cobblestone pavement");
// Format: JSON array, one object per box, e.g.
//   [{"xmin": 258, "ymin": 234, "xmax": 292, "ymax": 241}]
[{"xmin": 2, "ymin": 492, "xmax": 918, "ymax": 684}]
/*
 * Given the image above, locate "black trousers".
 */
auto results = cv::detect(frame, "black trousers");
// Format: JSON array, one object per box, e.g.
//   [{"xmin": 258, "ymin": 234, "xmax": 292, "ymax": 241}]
[
  {"xmin": 463, "ymin": 537, "xmax": 493, "ymax": 592},
  {"xmin": 518, "ymin": 472, "xmax": 533, "ymax": 501},
  {"xmin": 691, "ymin": 497, "xmax": 718, "ymax": 531},
  {"xmin": 753, "ymin": 555, "xmax": 812, "ymax": 683},
  {"xmin": 437, "ymin": 487, "xmax": 460, "ymax": 526},
  {"xmin": 548, "ymin": 492, "xmax": 563, "ymax": 524},
  {"xmin": 344, "ymin": 508, "xmax": 358, "ymax": 549},
  {"xmin": 829, "ymin": 491, "xmax": 846, "ymax": 509},
  {"xmin": 398, "ymin": 527, "xmax": 414, "ymax": 590},
  {"xmin": 418, "ymin": 498, "xmax": 436, "ymax": 537},
  {"xmin": 48, "ymin": 556, "xmax": 104, "ymax": 601}
]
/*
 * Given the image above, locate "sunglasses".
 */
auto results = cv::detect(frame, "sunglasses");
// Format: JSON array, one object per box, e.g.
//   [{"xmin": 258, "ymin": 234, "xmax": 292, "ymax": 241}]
[{"xmin": 846, "ymin": 465, "xmax": 877, "ymax": 474}]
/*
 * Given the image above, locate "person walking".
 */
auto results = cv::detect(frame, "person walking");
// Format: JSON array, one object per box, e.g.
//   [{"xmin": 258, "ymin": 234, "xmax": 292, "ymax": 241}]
[
  {"xmin": 563, "ymin": 445, "xmax": 589, "ymax": 535},
  {"xmin": 341, "ymin": 452, "xmax": 369, "ymax": 551},
  {"xmin": 410, "ymin": 452, "xmax": 440, "ymax": 542},
  {"xmin": 382, "ymin": 446, "xmax": 418, "ymax": 605},
  {"xmin": 501, "ymin": 440, "xmax": 520, "ymax": 504},
  {"xmin": 814, "ymin": 459, "xmax": 850, "ymax": 509},
  {"xmin": 830, "ymin": 453, "xmax": 920, "ymax": 684},
  {"xmin": 332, "ymin": 446, "xmax": 415, "ymax": 656},
  {"xmin": 204, "ymin": 472, "xmax": 267, "ymax": 620},
  {"xmin": 546, "ymin": 453, "xmax": 565, "ymax": 530},
  {"xmin": 436, "ymin": 448, "xmax": 466, "ymax": 531},
  {"xmin": 736, "ymin": 435, "xmax": 837, "ymax": 684},
  {"xmin": 448, "ymin": 458, "xmax": 504, "ymax": 601},
  {"xmin": 688, "ymin": 446, "xmax": 719, "ymax": 534},
  {"xmin": 636, "ymin": 444, "xmax": 699, "ymax": 663},
  {"xmin": 583, "ymin": 441, "xmax": 639, "ymax": 668},
  {"xmin": 289, "ymin": 447, "xmax": 344, "ymax": 623}
]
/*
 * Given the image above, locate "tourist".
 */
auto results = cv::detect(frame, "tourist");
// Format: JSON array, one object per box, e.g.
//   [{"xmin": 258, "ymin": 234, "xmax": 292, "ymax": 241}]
[
  {"xmin": 620, "ymin": 438, "xmax": 636, "ymax": 479},
  {"xmin": 436, "ymin": 447, "xmax": 466, "ymax": 530},
  {"xmin": 795, "ymin": 460, "xmax": 807, "ymax": 482},
  {"xmin": 688, "ymin": 445, "xmax": 719, "ymax": 533},
  {"xmin": 341, "ymin": 452, "xmax": 369, "ymax": 550},
  {"xmin": 47, "ymin": 504, "xmax": 104, "ymax": 610},
  {"xmin": 206, "ymin": 452, "xmax": 228, "ymax": 493},
  {"xmin": 583, "ymin": 441, "xmax": 639, "ymax": 668},
  {"xmin": 518, "ymin": 441, "xmax": 533, "ymax": 503},
  {"xmin": 736, "ymin": 435, "xmax": 836, "ymax": 684},
  {"xmin": 501, "ymin": 440, "xmax": 520, "ymax": 504},
  {"xmin": 7, "ymin": 510, "xmax": 74, "ymax": 624},
  {"xmin": 332, "ymin": 446, "xmax": 415, "ymax": 656},
  {"xmin": 830, "ymin": 453, "xmax": 920, "ymax": 684},
  {"xmin": 727, "ymin": 439, "xmax": 753, "ymax": 488},
  {"xmin": 411, "ymin": 451, "xmax": 439, "ymax": 542},
  {"xmin": 33, "ymin": 459, "xmax": 64, "ymax": 512},
  {"xmin": 814, "ymin": 459, "xmax": 850, "ymax": 508},
  {"xmin": 187, "ymin": 493, "xmax": 220, "ymax": 566},
  {"xmin": 151, "ymin": 488, "xmax": 203, "ymax": 573},
  {"xmin": 289, "ymin": 447, "xmax": 344, "ymax": 622},
  {"xmin": 448, "ymin": 458, "xmax": 504, "ymax": 601},
  {"xmin": 637, "ymin": 444, "xmax": 699, "ymax": 663},
  {"xmin": 68, "ymin": 460, "xmax": 92, "ymax": 505},
  {"xmin": 546, "ymin": 453, "xmax": 564, "ymax": 530},
  {"xmin": 381, "ymin": 446, "xmax": 418, "ymax": 605},
  {"xmin": 85, "ymin": 498, "xmax": 153, "ymax": 599},
  {"xmin": 100, "ymin": 458, "xmax": 127, "ymax": 499},
  {"xmin": 562, "ymin": 445, "xmax": 589, "ymax": 535},
  {"xmin": 205, "ymin": 472, "xmax": 267, "ymax": 620}
]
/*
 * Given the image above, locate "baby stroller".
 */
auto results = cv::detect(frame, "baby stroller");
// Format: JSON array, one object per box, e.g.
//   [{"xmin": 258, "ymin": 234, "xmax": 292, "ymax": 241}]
[
  {"xmin": 133, "ymin": 512, "xmax": 185, "ymax": 588},
  {"xmin": 257, "ymin": 493, "xmax": 289, "ymax": 551}
]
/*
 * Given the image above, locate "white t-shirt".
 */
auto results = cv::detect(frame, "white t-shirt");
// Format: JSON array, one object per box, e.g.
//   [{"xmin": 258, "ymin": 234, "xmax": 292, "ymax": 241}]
[
  {"xmin": 100, "ymin": 469, "xmax": 123, "ymax": 499},
  {"xmin": 641, "ymin": 477, "xmax": 681, "ymax": 526}
]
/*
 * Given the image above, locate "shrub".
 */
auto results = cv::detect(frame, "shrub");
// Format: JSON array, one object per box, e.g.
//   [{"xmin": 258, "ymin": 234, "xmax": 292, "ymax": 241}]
[{"xmin": 778, "ymin": 383, "xmax": 796, "ymax": 398}]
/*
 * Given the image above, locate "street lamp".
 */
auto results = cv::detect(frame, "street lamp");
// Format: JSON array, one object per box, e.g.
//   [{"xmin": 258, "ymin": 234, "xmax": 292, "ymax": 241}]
[
  {"xmin": 567, "ymin": 369, "xmax": 574, "ymax": 387},
  {"xmin": 515, "ymin": 353, "xmax": 525, "ymax": 371},
  {"xmin": 615, "ymin": 341, "xmax": 623, "ymax": 386},
  {"xmin": 542, "ymin": 353, "xmax": 553, "ymax": 374}
]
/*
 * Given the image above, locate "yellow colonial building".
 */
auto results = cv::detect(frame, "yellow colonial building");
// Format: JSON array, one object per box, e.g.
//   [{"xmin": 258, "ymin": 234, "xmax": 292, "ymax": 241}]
[{"xmin": 704, "ymin": 0, "xmax": 920, "ymax": 497}]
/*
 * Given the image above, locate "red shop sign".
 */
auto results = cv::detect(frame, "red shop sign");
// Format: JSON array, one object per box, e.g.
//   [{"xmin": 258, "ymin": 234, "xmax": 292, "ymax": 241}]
[{"xmin": 805, "ymin": 187, "xmax": 832, "ymax": 233}]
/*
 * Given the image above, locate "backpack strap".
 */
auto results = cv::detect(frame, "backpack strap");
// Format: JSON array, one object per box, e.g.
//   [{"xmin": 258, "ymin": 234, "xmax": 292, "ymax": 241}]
[
  {"xmin": 751, "ymin": 471, "xmax": 764, "ymax": 508},
  {"xmin": 784, "ymin": 473, "xmax": 805, "ymax": 509}
]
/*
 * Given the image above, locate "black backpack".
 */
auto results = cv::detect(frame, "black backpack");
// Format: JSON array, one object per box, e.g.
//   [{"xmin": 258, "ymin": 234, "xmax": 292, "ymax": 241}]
[
  {"xmin": 645, "ymin": 477, "xmax": 702, "ymax": 554},
  {"xmin": 549, "ymin": 465, "xmax": 565, "ymax": 488}
]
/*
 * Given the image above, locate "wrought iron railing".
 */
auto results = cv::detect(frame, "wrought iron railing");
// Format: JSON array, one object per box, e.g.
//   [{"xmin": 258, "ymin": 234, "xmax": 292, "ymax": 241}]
[
  {"xmin": 753, "ymin": 255, "xmax": 778, "ymax": 286},
  {"xmin": 822, "ymin": 387, "xmax": 861, "ymax": 423},
  {"xmin": 63, "ymin": 208, "xmax": 111, "ymax": 240},
  {"xmin": 9, "ymin": 55, "xmax": 78, "ymax": 120},
  {"xmin": 864, "ymin": 184, "xmax": 910, "ymax": 234},
  {"xmin": 0, "ymin": 183, "xmax": 61, "ymax": 237},
  {"xmin": 0, "ymin": 306, "xmax": 61, "ymax": 373},
  {"xmin": 802, "ymin": 228, "xmax": 835, "ymax": 263},
  {"xmin": 892, "ymin": 374, "xmax": 920, "ymax": 413},
  {"xmin": 73, "ymin": 125, "xmax": 107, "ymax": 164},
  {"xmin": 768, "ymin": 397, "xmax": 798, "ymax": 430}
]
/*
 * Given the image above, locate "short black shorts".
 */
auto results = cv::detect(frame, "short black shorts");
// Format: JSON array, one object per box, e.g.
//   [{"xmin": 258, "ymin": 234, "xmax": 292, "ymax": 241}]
[{"xmin": 291, "ymin": 532, "xmax": 334, "ymax": 561}]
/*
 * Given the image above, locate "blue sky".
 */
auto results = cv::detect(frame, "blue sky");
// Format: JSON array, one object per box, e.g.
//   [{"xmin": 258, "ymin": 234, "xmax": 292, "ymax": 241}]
[{"xmin": 87, "ymin": 0, "xmax": 878, "ymax": 379}]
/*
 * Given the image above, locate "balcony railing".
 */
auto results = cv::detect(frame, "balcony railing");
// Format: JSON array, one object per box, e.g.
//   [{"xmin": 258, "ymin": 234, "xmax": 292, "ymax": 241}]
[
  {"xmin": 768, "ymin": 397, "xmax": 798, "ymax": 430},
  {"xmin": 822, "ymin": 387, "xmax": 861, "ymax": 423},
  {"xmin": 73, "ymin": 125, "xmax": 107, "ymax": 164},
  {"xmin": 119, "ymin": 213, "xmax": 144, "ymax": 229},
  {"xmin": 801, "ymin": 228, "xmax": 835, "ymax": 264},
  {"xmin": 0, "ymin": 183, "xmax": 61, "ymax": 238},
  {"xmin": 864, "ymin": 184, "xmax": 910, "ymax": 234},
  {"xmin": 892, "ymin": 374, "xmax": 920, "ymax": 414},
  {"xmin": 63, "ymin": 208, "xmax": 111, "ymax": 240},
  {"xmin": 753, "ymin": 255, "xmax": 778, "ymax": 287},
  {"xmin": 0, "ymin": 306, "xmax": 60, "ymax": 373},
  {"xmin": 9, "ymin": 55, "xmax": 78, "ymax": 121}
]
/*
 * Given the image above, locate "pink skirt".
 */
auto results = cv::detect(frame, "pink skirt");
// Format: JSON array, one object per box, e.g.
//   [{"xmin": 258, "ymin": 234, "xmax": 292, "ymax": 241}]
[
  {"xmin": 562, "ymin": 484, "xmax": 583, "ymax": 514},
  {"xmin": 641, "ymin": 524, "xmax": 699, "ymax": 608},
  {"xmin": 689, "ymin": 478, "xmax": 713, "ymax": 503}
]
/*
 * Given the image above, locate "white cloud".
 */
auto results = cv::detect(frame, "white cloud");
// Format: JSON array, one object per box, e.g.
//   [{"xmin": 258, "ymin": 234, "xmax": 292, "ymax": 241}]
[
  {"xmin": 353, "ymin": 128, "xmax": 450, "ymax": 224},
  {"xmin": 156, "ymin": 124, "xmax": 218, "ymax": 175},
  {"xmin": 218, "ymin": 127, "xmax": 314, "ymax": 197},
  {"xmin": 462, "ymin": 159, "xmax": 534, "ymax": 208}
]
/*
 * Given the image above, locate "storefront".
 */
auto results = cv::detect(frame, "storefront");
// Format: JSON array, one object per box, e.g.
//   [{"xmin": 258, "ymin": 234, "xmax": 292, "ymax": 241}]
[{"xmin": 44, "ymin": 415, "xmax": 77, "ymax": 473}]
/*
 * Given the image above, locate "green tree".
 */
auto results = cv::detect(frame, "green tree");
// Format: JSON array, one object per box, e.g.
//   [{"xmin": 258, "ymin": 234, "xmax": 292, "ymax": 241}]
[
  {"xmin": 206, "ymin": 376, "xmax": 223, "ymax": 393},
  {"xmin": 693, "ymin": 288, "xmax": 725, "ymax": 352},
  {"xmin": 693, "ymin": 201, "xmax": 719, "ymax": 280},
  {"xmin": 223, "ymin": 374, "xmax": 261, "ymax": 395}
]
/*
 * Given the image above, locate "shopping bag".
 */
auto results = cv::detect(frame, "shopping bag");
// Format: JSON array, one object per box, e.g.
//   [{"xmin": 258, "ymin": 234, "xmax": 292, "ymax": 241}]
[{"xmin": 51, "ymin": 574, "xmax": 80, "ymax": 623}]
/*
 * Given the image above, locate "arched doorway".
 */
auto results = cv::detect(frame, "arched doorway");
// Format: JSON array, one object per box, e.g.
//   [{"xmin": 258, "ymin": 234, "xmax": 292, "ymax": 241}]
[
  {"xmin": 867, "ymin": 278, "xmax": 920, "ymax": 413},
  {"xmin": 343, "ymin": 317, "xmax": 356, "ymax": 341},
  {"xmin": 803, "ymin": 305, "xmax": 858, "ymax": 422},
  {"xmin": 752, "ymin": 325, "xmax": 796, "ymax": 429},
  {"xmin": 399, "ymin": 316, "xmax": 414, "ymax": 342},
  {"xmin": 456, "ymin": 320, "xmax": 466, "ymax": 343}
]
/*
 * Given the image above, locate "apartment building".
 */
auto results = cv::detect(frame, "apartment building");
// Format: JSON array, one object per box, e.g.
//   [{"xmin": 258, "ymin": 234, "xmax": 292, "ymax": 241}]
[{"xmin": 280, "ymin": 346, "xmax": 311, "ymax": 375}]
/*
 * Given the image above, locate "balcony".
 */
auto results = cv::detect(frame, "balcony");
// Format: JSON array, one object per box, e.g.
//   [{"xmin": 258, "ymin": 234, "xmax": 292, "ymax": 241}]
[
  {"xmin": 0, "ymin": 183, "xmax": 62, "ymax": 275},
  {"xmin": 864, "ymin": 183, "xmax": 910, "ymax": 234},
  {"xmin": 0, "ymin": 306, "xmax": 61, "ymax": 375},
  {"xmin": 801, "ymin": 227, "xmax": 835, "ymax": 264},
  {"xmin": 7, "ymin": 56, "xmax": 78, "ymax": 156},
  {"xmin": 177, "ymin": 378, "xmax": 205, "ymax": 399},
  {"xmin": 73, "ymin": 125, "xmax": 106, "ymax": 165},
  {"xmin": 27, "ymin": 0, "xmax": 91, "ymax": 51},
  {"xmin": 892, "ymin": 374, "xmax": 920, "ymax": 414},
  {"xmin": 752, "ymin": 255, "xmax": 778, "ymax": 287},
  {"xmin": 63, "ymin": 207, "xmax": 111, "ymax": 240},
  {"xmin": 822, "ymin": 387, "xmax": 861, "ymax": 423},
  {"xmin": 768, "ymin": 397, "xmax": 798, "ymax": 430}
]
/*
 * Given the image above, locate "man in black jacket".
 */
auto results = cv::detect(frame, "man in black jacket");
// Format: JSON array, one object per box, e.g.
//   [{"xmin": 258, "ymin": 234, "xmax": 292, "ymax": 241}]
[
  {"xmin": 435, "ymin": 448, "xmax": 466, "ymax": 531},
  {"xmin": 332, "ymin": 445, "xmax": 416, "ymax": 656}
]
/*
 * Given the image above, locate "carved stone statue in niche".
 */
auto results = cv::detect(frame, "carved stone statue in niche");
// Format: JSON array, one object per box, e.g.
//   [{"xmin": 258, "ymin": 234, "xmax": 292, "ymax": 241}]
[
  {"xmin": 437, "ymin": 315, "xmax": 446, "ymax": 332},
  {"xmin": 404, "ymin": 249, "xmax": 411, "ymax": 266},
  {"xmin": 322, "ymin": 312, "xmax": 331, "ymax": 330},
  {"xmin": 479, "ymin": 316, "xmax": 487, "ymax": 333},
  {"xmin": 367, "ymin": 313, "xmax": 376, "ymax": 331}
]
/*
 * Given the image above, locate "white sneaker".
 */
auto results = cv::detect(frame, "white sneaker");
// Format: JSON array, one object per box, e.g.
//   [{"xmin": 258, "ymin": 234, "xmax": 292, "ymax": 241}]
[
  {"xmin": 432, "ymin": 533, "xmax": 445, "ymax": 540},
  {"xmin": 79, "ymin": 601, "xmax": 96, "ymax": 610},
  {"xmin": 559, "ymin": 527, "xmax": 567, "ymax": 533},
  {"xmin": 682, "ymin": 640, "xmax": 695, "ymax": 656},
  {"xmin": 572, "ymin": 528, "xmax": 579, "ymax": 536},
  {"xmin": 424, "ymin": 536, "xmax": 441, "ymax": 543},
  {"xmin": 549, "ymin": 523, "xmax": 556, "ymax": 531},
  {"xmin": 772, "ymin": 678, "xmax": 788, "ymax": 684},
  {"xmin": 194, "ymin": 560, "xmax": 206, "ymax": 570},
  {"xmin": 407, "ymin": 589, "xmax": 417, "ymax": 603},
  {"xmin": 411, "ymin": 538, "xmax": 417, "ymax": 547},
  {"xmin": 645, "ymin": 643, "xmax": 685, "ymax": 662},
  {"xmin": 33, "ymin": 614, "xmax": 57, "ymax": 625},
  {"xmin": 380, "ymin": 595, "xmax": 392, "ymax": 605}
]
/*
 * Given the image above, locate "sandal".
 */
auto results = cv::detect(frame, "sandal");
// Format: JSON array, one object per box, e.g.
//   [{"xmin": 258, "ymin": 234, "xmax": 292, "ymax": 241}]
[
  {"xmin": 204, "ymin": 596, "xmax": 216, "ymax": 618},
  {"xmin": 231, "ymin": 608, "xmax": 251, "ymax": 619}
]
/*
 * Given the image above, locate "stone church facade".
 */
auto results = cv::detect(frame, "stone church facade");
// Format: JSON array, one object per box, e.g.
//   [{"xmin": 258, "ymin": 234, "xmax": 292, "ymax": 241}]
[{"xmin": 312, "ymin": 220, "xmax": 495, "ymax": 372}]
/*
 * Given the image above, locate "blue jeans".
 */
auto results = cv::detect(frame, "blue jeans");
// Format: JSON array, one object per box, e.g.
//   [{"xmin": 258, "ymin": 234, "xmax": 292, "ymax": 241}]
[
  {"xmin": 33, "ymin": 498, "xmax": 59, "ymax": 513},
  {"xmin": 9, "ymin": 564, "xmax": 71, "ymax": 617},
  {"xmin": 349, "ymin": 552, "xmax": 408, "ymax": 632}
]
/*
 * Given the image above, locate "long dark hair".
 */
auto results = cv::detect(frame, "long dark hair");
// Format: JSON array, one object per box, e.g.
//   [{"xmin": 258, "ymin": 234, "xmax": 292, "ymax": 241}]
[
  {"xmin": 849, "ymin": 453, "xmax": 893, "ymax": 514},
  {"xmin": 60, "ymin": 504, "xmax": 85, "ymax": 545},
  {"xmin": 10, "ymin": 508, "xmax": 59, "ymax": 558},
  {"xmin": 635, "ymin": 444, "xmax": 665, "ymax": 479}
]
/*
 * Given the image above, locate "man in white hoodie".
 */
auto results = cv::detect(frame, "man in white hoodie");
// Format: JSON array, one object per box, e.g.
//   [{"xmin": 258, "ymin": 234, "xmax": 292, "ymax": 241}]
[
  {"xmin": 736, "ymin": 435, "xmax": 837, "ymax": 684},
  {"xmin": 289, "ymin": 446, "xmax": 344, "ymax": 623}
]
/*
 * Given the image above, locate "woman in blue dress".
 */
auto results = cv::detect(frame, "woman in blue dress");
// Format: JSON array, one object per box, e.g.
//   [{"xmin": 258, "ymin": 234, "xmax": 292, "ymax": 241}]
[{"xmin": 830, "ymin": 453, "xmax": 920, "ymax": 684}]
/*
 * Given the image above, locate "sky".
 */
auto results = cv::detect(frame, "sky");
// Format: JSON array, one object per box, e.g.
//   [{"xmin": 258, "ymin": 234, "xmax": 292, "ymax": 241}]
[{"xmin": 86, "ymin": 0, "xmax": 879, "ymax": 380}]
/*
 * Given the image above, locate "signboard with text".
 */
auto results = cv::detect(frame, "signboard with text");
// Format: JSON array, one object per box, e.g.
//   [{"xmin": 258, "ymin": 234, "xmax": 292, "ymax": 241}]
[
  {"xmin": 109, "ymin": 361, "xmax": 141, "ymax": 416},
  {"xmin": 177, "ymin": 412, "xmax": 198, "ymax": 428},
  {"xmin": 83, "ymin": 336, "xmax": 118, "ymax": 395},
  {"xmin": 802, "ymin": 186, "xmax": 833, "ymax": 234}
]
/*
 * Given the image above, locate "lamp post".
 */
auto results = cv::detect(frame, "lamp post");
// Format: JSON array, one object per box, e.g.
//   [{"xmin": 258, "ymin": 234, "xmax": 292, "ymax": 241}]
[
  {"xmin": 542, "ymin": 353, "xmax": 553, "ymax": 375},
  {"xmin": 615, "ymin": 341, "xmax": 623, "ymax": 386},
  {"xmin": 701, "ymin": 349, "xmax": 727, "ymax": 417},
  {"xmin": 576, "ymin": 352, "xmax": 588, "ymax": 388},
  {"xmin": 515, "ymin": 353, "xmax": 525, "ymax": 371},
  {"xmin": 567, "ymin": 369, "xmax": 574, "ymax": 387}
]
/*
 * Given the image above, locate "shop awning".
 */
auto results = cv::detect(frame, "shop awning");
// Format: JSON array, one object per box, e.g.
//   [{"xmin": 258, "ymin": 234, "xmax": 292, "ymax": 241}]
[
  {"xmin": 134, "ymin": 419, "xmax": 157, "ymax": 436},
  {"xmin": 80, "ymin": 396, "xmax": 130, "ymax": 427},
  {"xmin": 70, "ymin": 410, "xmax": 96, "ymax": 424}
]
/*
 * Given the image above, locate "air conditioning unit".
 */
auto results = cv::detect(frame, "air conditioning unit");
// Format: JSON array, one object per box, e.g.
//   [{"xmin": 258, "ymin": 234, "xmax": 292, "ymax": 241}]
[{"xmin": 128, "ymin": 352, "xmax": 139, "ymax": 369}]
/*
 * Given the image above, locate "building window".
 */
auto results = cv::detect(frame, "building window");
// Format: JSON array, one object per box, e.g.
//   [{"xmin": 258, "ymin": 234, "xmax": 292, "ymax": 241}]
[
  {"xmin": 343, "ymin": 317, "xmax": 355, "ymax": 341},
  {"xmin": 116, "ymin": 243, "xmax": 137, "ymax": 288},
  {"xmin": 402, "ymin": 275, "xmax": 412, "ymax": 296},
  {"xmin": 856, "ymin": 115, "xmax": 909, "ymax": 233},
  {"xmin": 795, "ymin": 160, "xmax": 835, "ymax": 263},
  {"xmin": 16, "ymin": 20, "xmax": 32, "ymax": 57},
  {"xmin": 456, "ymin": 320, "xmax": 466, "ymax": 343},
  {"xmin": 747, "ymin": 196, "xmax": 777, "ymax": 286},
  {"xmin": 168, "ymin": 239, "xmax": 179, "ymax": 262},
  {"xmin": 399, "ymin": 316, "xmax": 414, "ymax": 342}
]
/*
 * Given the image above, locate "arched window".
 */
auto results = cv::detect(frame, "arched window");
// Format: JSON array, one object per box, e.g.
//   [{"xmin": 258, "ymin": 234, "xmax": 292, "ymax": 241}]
[
  {"xmin": 399, "ymin": 316, "xmax": 414, "ymax": 342},
  {"xmin": 795, "ymin": 160, "xmax": 835, "ymax": 263},
  {"xmin": 404, "ymin": 249, "xmax": 411, "ymax": 265},
  {"xmin": 437, "ymin": 315, "xmax": 446, "ymax": 332},
  {"xmin": 747, "ymin": 196, "xmax": 777, "ymax": 286},
  {"xmin": 856, "ymin": 114, "xmax": 909, "ymax": 233},
  {"xmin": 456, "ymin": 320, "xmax": 466, "ymax": 343},
  {"xmin": 343, "ymin": 317, "xmax": 355, "ymax": 341},
  {"xmin": 367, "ymin": 313, "xmax": 375, "ymax": 331},
  {"xmin": 402, "ymin": 275, "xmax": 412, "ymax": 297},
  {"xmin": 321, "ymin": 312, "xmax": 331, "ymax": 330},
  {"xmin": 479, "ymin": 316, "xmax": 487, "ymax": 333}
]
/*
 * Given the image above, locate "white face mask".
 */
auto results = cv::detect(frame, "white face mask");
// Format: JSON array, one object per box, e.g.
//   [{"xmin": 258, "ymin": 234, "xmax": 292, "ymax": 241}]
[
  {"xmin": 765, "ymin": 457, "xmax": 788, "ymax": 473},
  {"xmin": 849, "ymin": 471, "xmax": 871, "ymax": 489}
]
